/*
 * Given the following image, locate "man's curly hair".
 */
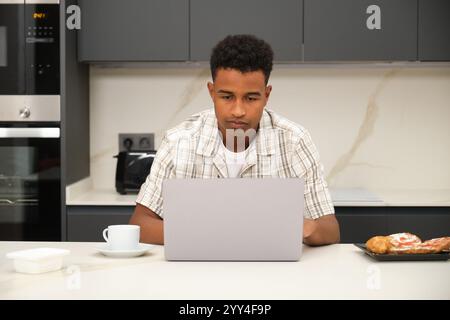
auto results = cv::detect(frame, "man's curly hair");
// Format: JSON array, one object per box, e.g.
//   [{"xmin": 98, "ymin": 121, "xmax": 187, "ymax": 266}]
[{"xmin": 210, "ymin": 34, "xmax": 274, "ymax": 85}]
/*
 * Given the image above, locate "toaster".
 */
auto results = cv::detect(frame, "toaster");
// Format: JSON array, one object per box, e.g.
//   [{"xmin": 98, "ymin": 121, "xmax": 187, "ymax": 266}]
[{"xmin": 114, "ymin": 150, "xmax": 156, "ymax": 194}]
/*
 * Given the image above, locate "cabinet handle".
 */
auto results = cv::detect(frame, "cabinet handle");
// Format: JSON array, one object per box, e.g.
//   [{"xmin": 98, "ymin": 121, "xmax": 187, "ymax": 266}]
[
  {"xmin": 0, "ymin": 199, "xmax": 39, "ymax": 205},
  {"xmin": 0, "ymin": 127, "xmax": 60, "ymax": 138},
  {"xmin": 0, "ymin": 199, "xmax": 14, "ymax": 205}
]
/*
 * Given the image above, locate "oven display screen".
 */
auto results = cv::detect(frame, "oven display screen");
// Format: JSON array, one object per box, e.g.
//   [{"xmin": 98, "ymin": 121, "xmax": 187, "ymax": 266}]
[{"xmin": 33, "ymin": 12, "xmax": 48, "ymax": 20}]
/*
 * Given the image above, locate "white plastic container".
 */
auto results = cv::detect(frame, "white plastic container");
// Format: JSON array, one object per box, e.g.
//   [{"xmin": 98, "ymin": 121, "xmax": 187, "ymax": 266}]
[{"xmin": 6, "ymin": 248, "xmax": 70, "ymax": 274}]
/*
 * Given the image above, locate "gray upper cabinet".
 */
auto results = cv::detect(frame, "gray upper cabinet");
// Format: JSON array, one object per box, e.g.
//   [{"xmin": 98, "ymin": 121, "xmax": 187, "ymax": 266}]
[
  {"xmin": 418, "ymin": 0, "xmax": 450, "ymax": 61},
  {"xmin": 190, "ymin": 0, "xmax": 303, "ymax": 62},
  {"xmin": 304, "ymin": 0, "xmax": 418, "ymax": 61},
  {"xmin": 78, "ymin": 0, "xmax": 189, "ymax": 62}
]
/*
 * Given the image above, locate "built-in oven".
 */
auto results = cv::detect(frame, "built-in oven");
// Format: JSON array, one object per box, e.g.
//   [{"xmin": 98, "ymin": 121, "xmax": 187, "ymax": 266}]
[
  {"xmin": 0, "ymin": 0, "xmax": 61, "ymax": 240},
  {"xmin": 0, "ymin": 125, "xmax": 60, "ymax": 240}
]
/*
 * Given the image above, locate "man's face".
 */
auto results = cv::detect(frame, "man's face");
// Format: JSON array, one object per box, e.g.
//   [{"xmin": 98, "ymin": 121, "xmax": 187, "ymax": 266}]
[{"xmin": 208, "ymin": 68, "xmax": 272, "ymax": 141}]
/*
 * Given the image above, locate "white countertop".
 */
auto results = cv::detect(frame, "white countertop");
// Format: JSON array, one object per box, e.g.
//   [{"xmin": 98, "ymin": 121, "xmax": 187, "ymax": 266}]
[
  {"xmin": 0, "ymin": 242, "xmax": 449, "ymax": 299},
  {"xmin": 66, "ymin": 177, "xmax": 137, "ymax": 206},
  {"xmin": 66, "ymin": 178, "xmax": 450, "ymax": 207},
  {"xmin": 67, "ymin": 188, "xmax": 138, "ymax": 206},
  {"xmin": 66, "ymin": 187, "xmax": 385, "ymax": 207},
  {"xmin": 67, "ymin": 186, "xmax": 387, "ymax": 207}
]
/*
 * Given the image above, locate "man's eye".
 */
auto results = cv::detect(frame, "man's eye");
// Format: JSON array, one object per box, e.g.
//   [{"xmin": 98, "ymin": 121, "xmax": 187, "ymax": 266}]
[
  {"xmin": 247, "ymin": 96, "xmax": 258, "ymax": 101},
  {"xmin": 222, "ymin": 96, "xmax": 232, "ymax": 100}
]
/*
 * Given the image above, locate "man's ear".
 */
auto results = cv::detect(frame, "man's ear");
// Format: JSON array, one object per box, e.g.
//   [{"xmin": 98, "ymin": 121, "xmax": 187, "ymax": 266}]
[
  {"xmin": 265, "ymin": 85, "xmax": 272, "ymax": 99},
  {"xmin": 207, "ymin": 82, "xmax": 215, "ymax": 99}
]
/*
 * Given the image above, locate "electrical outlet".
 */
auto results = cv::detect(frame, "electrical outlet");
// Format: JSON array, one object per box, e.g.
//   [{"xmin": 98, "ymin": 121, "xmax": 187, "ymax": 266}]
[{"xmin": 119, "ymin": 133, "xmax": 155, "ymax": 152}]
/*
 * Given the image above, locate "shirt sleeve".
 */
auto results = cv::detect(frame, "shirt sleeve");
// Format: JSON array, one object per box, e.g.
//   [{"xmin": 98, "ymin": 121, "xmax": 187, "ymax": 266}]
[
  {"xmin": 136, "ymin": 136, "xmax": 175, "ymax": 218},
  {"xmin": 291, "ymin": 130, "xmax": 335, "ymax": 219}
]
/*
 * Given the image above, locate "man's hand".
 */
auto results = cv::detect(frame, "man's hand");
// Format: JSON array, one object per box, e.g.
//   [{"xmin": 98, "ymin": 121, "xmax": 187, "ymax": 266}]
[
  {"xmin": 303, "ymin": 215, "xmax": 340, "ymax": 246},
  {"xmin": 303, "ymin": 218, "xmax": 318, "ymax": 239}
]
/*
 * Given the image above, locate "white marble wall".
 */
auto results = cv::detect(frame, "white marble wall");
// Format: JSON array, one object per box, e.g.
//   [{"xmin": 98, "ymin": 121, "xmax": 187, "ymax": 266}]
[{"xmin": 89, "ymin": 65, "xmax": 450, "ymax": 202}]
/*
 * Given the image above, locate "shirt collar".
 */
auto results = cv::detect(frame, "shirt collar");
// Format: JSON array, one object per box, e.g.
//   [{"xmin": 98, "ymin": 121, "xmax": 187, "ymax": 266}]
[{"xmin": 196, "ymin": 108, "xmax": 276, "ymax": 157}]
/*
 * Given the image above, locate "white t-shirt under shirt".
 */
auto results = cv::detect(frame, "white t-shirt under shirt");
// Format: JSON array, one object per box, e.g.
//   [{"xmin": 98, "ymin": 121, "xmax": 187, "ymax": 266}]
[{"xmin": 218, "ymin": 136, "xmax": 256, "ymax": 178}]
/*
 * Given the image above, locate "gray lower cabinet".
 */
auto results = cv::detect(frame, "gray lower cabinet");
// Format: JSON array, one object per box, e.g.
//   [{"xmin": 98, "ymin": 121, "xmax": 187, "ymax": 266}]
[
  {"xmin": 304, "ymin": 0, "xmax": 418, "ymax": 61},
  {"xmin": 67, "ymin": 206, "xmax": 134, "ymax": 241},
  {"xmin": 418, "ymin": 0, "xmax": 450, "ymax": 61},
  {"xmin": 67, "ymin": 206, "xmax": 449, "ymax": 243},
  {"xmin": 78, "ymin": 0, "xmax": 189, "ymax": 62},
  {"xmin": 386, "ymin": 208, "xmax": 450, "ymax": 240},
  {"xmin": 190, "ymin": 0, "xmax": 303, "ymax": 61},
  {"xmin": 335, "ymin": 207, "xmax": 450, "ymax": 243},
  {"xmin": 335, "ymin": 209, "xmax": 388, "ymax": 243}
]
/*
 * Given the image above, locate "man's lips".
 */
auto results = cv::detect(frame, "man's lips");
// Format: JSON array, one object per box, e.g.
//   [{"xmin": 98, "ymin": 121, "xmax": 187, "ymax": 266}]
[{"xmin": 227, "ymin": 120, "xmax": 248, "ymax": 129}]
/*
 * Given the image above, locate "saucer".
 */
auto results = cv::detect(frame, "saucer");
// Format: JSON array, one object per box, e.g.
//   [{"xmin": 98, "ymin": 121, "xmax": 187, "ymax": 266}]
[{"xmin": 96, "ymin": 243, "xmax": 155, "ymax": 258}]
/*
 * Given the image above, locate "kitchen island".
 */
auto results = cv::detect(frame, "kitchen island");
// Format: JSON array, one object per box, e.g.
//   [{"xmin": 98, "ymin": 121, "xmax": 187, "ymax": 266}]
[{"xmin": 0, "ymin": 242, "xmax": 448, "ymax": 299}]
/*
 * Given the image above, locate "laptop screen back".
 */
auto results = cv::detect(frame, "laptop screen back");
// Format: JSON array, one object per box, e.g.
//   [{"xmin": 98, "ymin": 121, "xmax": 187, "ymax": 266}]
[{"xmin": 163, "ymin": 178, "xmax": 304, "ymax": 261}]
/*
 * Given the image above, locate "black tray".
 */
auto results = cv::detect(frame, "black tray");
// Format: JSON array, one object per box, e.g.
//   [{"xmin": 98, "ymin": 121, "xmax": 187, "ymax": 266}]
[{"xmin": 354, "ymin": 243, "xmax": 450, "ymax": 261}]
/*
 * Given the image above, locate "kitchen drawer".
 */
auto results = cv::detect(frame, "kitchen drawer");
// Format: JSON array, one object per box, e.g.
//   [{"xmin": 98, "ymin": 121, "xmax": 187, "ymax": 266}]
[
  {"xmin": 386, "ymin": 207, "xmax": 450, "ymax": 240},
  {"xmin": 67, "ymin": 206, "xmax": 134, "ymax": 242},
  {"xmin": 335, "ymin": 208, "xmax": 388, "ymax": 243},
  {"xmin": 335, "ymin": 207, "xmax": 450, "ymax": 243}
]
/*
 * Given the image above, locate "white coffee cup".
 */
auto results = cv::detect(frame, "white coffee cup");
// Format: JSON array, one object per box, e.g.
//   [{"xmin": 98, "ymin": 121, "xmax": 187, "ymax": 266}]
[{"xmin": 102, "ymin": 225, "xmax": 140, "ymax": 251}]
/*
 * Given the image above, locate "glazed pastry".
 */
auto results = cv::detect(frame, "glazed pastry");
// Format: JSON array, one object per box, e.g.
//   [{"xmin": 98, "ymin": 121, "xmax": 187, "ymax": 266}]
[
  {"xmin": 406, "ymin": 237, "xmax": 450, "ymax": 254},
  {"xmin": 365, "ymin": 233, "xmax": 450, "ymax": 254},
  {"xmin": 386, "ymin": 233, "xmax": 422, "ymax": 254}
]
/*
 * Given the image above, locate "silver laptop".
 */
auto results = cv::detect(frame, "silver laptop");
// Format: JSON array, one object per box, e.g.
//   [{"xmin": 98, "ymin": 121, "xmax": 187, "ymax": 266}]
[{"xmin": 163, "ymin": 178, "xmax": 304, "ymax": 261}]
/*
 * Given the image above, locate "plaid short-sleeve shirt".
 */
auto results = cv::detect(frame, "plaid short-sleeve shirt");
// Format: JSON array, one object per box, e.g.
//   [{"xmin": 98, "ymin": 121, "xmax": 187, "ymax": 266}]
[{"xmin": 136, "ymin": 108, "xmax": 335, "ymax": 219}]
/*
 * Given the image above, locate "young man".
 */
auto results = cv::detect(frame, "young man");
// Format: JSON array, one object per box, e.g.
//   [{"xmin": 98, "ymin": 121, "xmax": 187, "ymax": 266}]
[{"xmin": 130, "ymin": 35, "xmax": 340, "ymax": 246}]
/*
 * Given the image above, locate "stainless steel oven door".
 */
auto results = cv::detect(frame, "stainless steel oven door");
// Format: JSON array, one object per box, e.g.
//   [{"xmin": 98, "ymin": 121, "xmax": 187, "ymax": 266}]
[
  {"xmin": 0, "ymin": 127, "xmax": 61, "ymax": 240},
  {"xmin": 0, "ymin": 1, "xmax": 25, "ymax": 95}
]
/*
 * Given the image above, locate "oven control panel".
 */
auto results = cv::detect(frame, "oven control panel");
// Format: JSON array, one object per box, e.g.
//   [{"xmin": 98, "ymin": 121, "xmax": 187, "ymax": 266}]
[{"xmin": 25, "ymin": 4, "xmax": 60, "ymax": 95}]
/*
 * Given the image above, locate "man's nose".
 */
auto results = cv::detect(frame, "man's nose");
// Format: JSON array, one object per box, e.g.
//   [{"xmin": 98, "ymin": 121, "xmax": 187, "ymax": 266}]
[{"xmin": 231, "ymin": 100, "xmax": 246, "ymax": 118}]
